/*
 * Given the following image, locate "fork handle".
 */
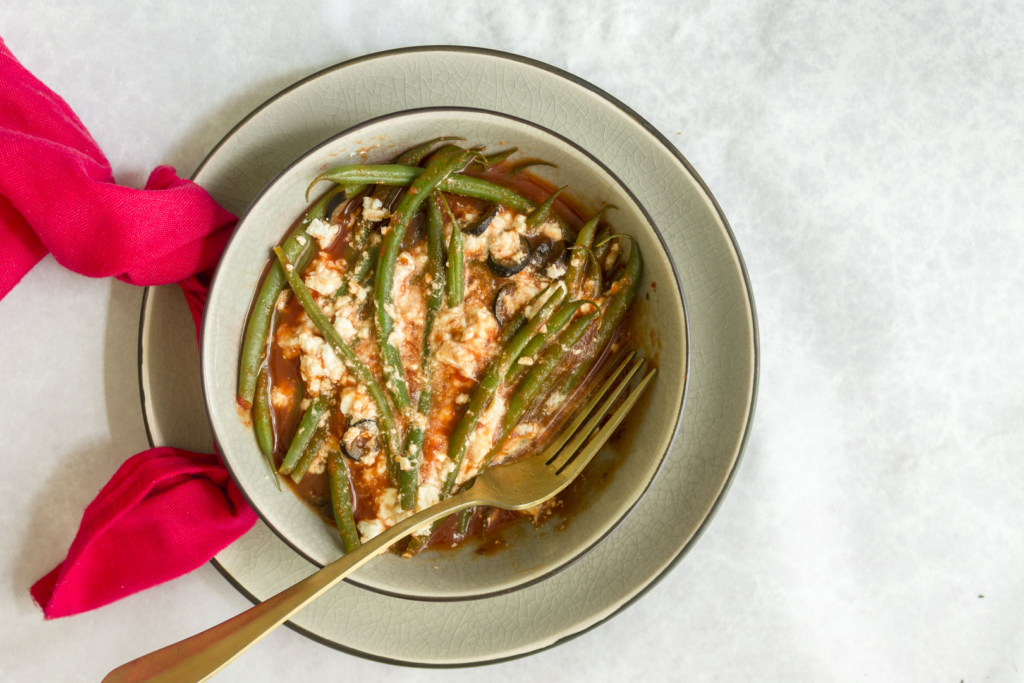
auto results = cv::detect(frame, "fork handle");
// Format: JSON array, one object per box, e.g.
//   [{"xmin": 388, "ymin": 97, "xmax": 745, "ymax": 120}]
[{"xmin": 103, "ymin": 491, "xmax": 480, "ymax": 683}]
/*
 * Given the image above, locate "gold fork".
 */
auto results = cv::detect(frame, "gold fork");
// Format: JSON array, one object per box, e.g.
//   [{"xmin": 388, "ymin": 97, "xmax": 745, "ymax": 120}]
[{"xmin": 104, "ymin": 352, "xmax": 655, "ymax": 683}]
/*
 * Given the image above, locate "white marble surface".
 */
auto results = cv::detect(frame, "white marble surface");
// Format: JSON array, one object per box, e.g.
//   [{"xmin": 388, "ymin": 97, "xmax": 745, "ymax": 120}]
[{"xmin": 1, "ymin": 1, "xmax": 1022, "ymax": 681}]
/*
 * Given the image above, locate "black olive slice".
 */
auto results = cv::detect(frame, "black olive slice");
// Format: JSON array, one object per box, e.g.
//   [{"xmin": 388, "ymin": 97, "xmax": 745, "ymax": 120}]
[
  {"xmin": 325, "ymin": 192, "xmax": 348, "ymax": 223},
  {"xmin": 528, "ymin": 240, "xmax": 553, "ymax": 272},
  {"xmin": 462, "ymin": 203, "xmax": 502, "ymax": 236},
  {"xmin": 341, "ymin": 419, "xmax": 380, "ymax": 463},
  {"xmin": 493, "ymin": 282, "xmax": 520, "ymax": 327},
  {"xmin": 487, "ymin": 232, "xmax": 532, "ymax": 278}
]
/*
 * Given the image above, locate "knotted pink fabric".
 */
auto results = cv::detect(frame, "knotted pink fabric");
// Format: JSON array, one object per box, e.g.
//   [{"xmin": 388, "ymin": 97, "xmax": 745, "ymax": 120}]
[{"xmin": 0, "ymin": 37, "xmax": 257, "ymax": 618}]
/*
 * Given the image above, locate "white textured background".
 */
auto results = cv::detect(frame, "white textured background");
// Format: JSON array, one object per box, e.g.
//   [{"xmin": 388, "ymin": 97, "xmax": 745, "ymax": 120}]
[{"xmin": 1, "ymin": 1, "xmax": 1022, "ymax": 681}]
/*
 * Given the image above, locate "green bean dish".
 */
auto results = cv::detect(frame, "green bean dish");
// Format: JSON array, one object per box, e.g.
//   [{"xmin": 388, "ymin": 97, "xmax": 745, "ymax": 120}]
[{"xmin": 238, "ymin": 140, "xmax": 643, "ymax": 555}]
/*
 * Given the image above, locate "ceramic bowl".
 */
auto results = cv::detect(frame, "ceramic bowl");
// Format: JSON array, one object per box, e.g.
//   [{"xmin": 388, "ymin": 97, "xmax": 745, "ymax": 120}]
[{"xmin": 201, "ymin": 107, "xmax": 688, "ymax": 600}]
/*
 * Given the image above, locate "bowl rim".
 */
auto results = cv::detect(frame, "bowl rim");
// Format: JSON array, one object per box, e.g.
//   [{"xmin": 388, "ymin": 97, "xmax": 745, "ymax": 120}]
[{"xmin": 199, "ymin": 104, "xmax": 691, "ymax": 602}]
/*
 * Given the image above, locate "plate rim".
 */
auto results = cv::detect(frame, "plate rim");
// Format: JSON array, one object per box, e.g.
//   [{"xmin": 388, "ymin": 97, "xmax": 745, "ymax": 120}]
[
  {"xmin": 138, "ymin": 44, "xmax": 760, "ymax": 667},
  {"xmin": 200, "ymin": 104, "xmax": 692, "ymax": 601}
]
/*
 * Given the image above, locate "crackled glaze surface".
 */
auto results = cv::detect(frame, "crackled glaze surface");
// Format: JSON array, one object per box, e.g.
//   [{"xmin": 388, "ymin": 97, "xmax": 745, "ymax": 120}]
[{"xmin": 140, "ymin": 48, "xmax": 757, "ymax": 665}]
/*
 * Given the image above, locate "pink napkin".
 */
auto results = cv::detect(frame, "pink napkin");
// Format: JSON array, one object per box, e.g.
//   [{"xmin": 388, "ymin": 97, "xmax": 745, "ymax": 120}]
[{"xmin": 0, "ymin": 37, "xmax": 257, "ymax": 618}]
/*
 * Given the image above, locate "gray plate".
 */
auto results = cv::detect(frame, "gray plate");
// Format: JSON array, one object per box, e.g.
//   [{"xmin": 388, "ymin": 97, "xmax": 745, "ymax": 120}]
[{"xmin": 138, "ymin": 46, "xmax": 758, "ymax": 666}]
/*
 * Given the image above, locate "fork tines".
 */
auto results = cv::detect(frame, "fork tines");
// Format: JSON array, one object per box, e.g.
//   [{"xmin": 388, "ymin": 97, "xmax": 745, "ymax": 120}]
[{"xmin": 541, "ymin": 351, "xmax": 656, "ymax": 477}]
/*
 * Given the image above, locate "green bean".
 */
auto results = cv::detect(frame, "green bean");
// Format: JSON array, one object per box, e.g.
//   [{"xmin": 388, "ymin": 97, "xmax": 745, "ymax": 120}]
[
  {"xmin": 543, "ymin": 236, "xmax": 644, "ymax": 415},
  {"xmin": 482, "ymin": 309, "xmax": 600, "ymax": 468},
  {"xmin": 508, "ymin": 158, "xmax": 557, "ymax": 177},
  {"xmin": 437, "ymin": 193, "xmax": 464, "ymax": 308},
  {"xmin": 335, "ymin": 138, "xmax": 466, "ymax": 281},
  {"xmin": 565, "ymin": 207, "xmax": 612, "ymax": 296},
  {"xmin": 344, "ymin": 184, "xmax": 368, "ymax": 199},
  {"xmin": 374, "ymin": 146, "xmax": 477, "ymax": 416},
  {"xmin": 504, "ymin": 299, "xmax": 596, "ymax": 386},
  {"xmin": 307, "ymin": 164, "xmax": 562, "ymax": 227},
  {"xmin": 468, "ymin": 147, "xmax": 518, "ymax": 171},
  {"xmin": 526, "ymin": 185, "xmax": 567, "ymax": 230},
  {"xmin": 290, "ymin": 423, "xmax": 328, "ymax": 484},
  {"xmin": 335, "ymin": 233, "xmax": 381, "ymax": 298},
  {"xmin": 278, "ymin": 394, "xmax": 329, "ymax": 475},
  {"xmin": 252, "ymin": 367, "xmax": 280, "ymax": 490},
  {"xmin": 441, "ymin": 284, "xmax": 566, "ymax": 496},
  {"xmin": 398, "ymin": 191, "xmax": 448, "ymax": 510},
  {"xmin": 398, "ymin": 136, "xmax": 466, "ymax": 167},
  {"xmin": 238, "ymin": 185, "xmax": 346, "ymax": 407},
  {"xmin": 272, "ymin": 247, "xmax": 401, "ymax": 474},
  {"xmin": 585, "ymin": 248, "xmax": 603, "ymax": 299},
  {"xmin": 457, "ymin": 507, "xmax": 474, "ymax": 535},
  {"xmin": 327, "ymin": 448, "xmax": 360, "ymax": 552}
]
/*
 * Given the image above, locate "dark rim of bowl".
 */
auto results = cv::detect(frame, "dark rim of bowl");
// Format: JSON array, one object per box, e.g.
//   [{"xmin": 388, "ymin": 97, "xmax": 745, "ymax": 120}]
[
  {"xmin": 138, "ymin": 44, "xmax": 760, "ymax": 669},
  {"xmin": 199, "ymin": 104, "xmax": 690, "ymax": 601}
]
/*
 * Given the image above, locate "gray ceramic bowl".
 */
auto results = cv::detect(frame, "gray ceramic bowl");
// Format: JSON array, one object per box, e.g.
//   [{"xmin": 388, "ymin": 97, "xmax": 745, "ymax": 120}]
[{"xmin": 201, "ymin": 107, "xmax": 688, "ymax": 601}]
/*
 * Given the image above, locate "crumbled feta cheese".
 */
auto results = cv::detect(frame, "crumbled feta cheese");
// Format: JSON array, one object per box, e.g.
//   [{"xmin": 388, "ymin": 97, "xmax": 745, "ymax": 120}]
[
  {"xmin": 490, "ymin": 229, "xmax": 522, "ymax": 260},
  {"xmin": 545, "ymin": 261, "xmax": 568, "ymax": 279},
  {"xmin": 296, "ymin": 235, "xmax": 307, "ymax": 246},
  {"xmin": 398, "ymin": 456, "xmax": 414, "ymax": 471},
  {"xmin": 517, "ymin": 356, "xmax": 534, "ymax": 366},
  {"xmin": 512, "ymin": 213, "xmax": 527, "ymax": 233},
  {"xmin": 544, "ymin": 391, "xmax": 567, "ymax": 413},
  {"xmin": 362, "ymin": 196, "xmax": 391, "ymax": 222},
  {"xmin": 539, "ymin": 221, "xmax": 562, "ymax": 241},
  {"xmin": 432, "ymin": 304, "xmax": 500, "ymax": 379},
  {"xmin": 320, "ymin": 344, "xmax": 345, "ymax": 381},
  {"xmin": 304, "ymin": 260, "xmax": 343, "ymax": 297},
  {"xmin": 416, "ymin": 483, "xmax": 441, "ymax": 512},
  {"xmin": 334, "ymin": 314, "xmax": 357, "ymax": 341},
  {"xmin": 270, "ymin": 386, "xmax": 291, "ymax": 409},
  {"xmin": 455, "ymin": 393, "xmax": 469, "ymax": 405},
  {"xmin": 524, "ymin": 281, "xmax": 562, "ymax": 319},
  {"xmin": 306, "ymin": 218, "xmax": 340, "ymax": 249},
  {"xmin": 275, "ymin": 290, "xmax": 290, "ymax": 311},
  {"xmin": 307, "ymin": 444, "xmax": 329, "ymax": 475},
  {"xmin": 357, "ymin": 519, "xmax": 385, "ymax": 543},
  {"xmin": 461, "ymin": 394, "xmax": 507, "ymax": 481}
]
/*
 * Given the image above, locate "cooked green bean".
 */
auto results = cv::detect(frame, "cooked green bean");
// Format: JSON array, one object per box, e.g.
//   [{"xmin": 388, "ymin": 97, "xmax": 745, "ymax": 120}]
[
  {"xmin": 334, "ymin": 234, "xmax": 381, "ymax": 298},
  {"xmin": 565, "ymin": 207, "xmax": 612, "ymax": 296},
  {"xmin": 335, "ymin": 138, "xmax": 466, "ymax": 283},
  {"xmin": 441, "ymin": 284, "xmax": 565, "ymax": 496},
  {"xmin": 457, "ymin": 507, "xmax": 474, "ymax": 535},
  {"xmin": 398, "ymin": 191, "xmax": 449, "ymax": 510},
  {"xmin": 252, "ymin": 367, "xmax": 280, "ymax": 490},
  {"xmin": 508, "ymin": 158, "xmax": 557, "ymax": 177},
  {"xmin": 328, "ymin": 448, "xmax": 360, "ymax": 552},
  {"xmin": 374, "ymin": 146, "xmax": 477, "ymax": 416},
  {"xmin": 542, "ymin": 236, "xmax": 644, "ymax": 416},
  {"xmin": 469, "ymin": 147, "xmax": 518, "ymax": 171},
  {"xmin": 504, "ymin": 298, "xmax": 596, "ymax": 386},
  {"xmin": 437, "ymin": 192, "xmax": 464, "ymax": 308},
  {"xmin": 272, "ymin": 247, "xmax": 400, "ymax": 474},
  {"xmin": 290, "ymin": 423, "xmax": 328, "ymax": 484},
  {"xmin": 526, "ymin": 185, "xmax": 567, "ymax": 230},
  {"xmin": 278, "ymin": 394, "xmax": 329, "ymax": 475},
  {"xmin": 238, "ymin": 185, "xmax": 347, "ymax": 407},
  {"xmin": 482, "ymin": 309, "xmax": 600, "ymax": 468},
  {"xmin": 307, "ymin": 164, "xmax": 568, "ymax": 232}
]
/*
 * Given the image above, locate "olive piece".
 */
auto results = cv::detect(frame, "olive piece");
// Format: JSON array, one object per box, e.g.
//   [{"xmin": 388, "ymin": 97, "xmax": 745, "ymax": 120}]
[
  {"xmin": 462, "ymin": 203, "xmax": 502, "ymax": 236},
  {"xmin": 493, "ymin": 282, "xmax": 520, "ymax": 327},
  {"xmin": 341, "ymin": 419, "xmax": 380, "ymax": 463},
  {"xmin": 528, "ymin": 240, "xmax": 553, "ymax": 272},
  {"xmin": 487, "ymin": 231, "xmax": 532, "ymax": 278}
]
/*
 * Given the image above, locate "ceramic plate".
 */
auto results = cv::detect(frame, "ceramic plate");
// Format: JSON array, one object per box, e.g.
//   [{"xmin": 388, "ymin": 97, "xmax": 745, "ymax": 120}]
[
  {"xmin": 203, "ymin": 106, "xmax": 688, "ymax": 600},
  {"xmin": 138, "ymin": 46, "xmax": 758, "ymax": 666}
]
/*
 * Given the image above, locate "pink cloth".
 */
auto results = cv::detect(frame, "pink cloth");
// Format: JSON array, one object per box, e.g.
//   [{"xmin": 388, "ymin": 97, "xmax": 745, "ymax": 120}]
[{"xmin": 0, "ymin": 37, "xmax": 257, "ymax": 618}]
